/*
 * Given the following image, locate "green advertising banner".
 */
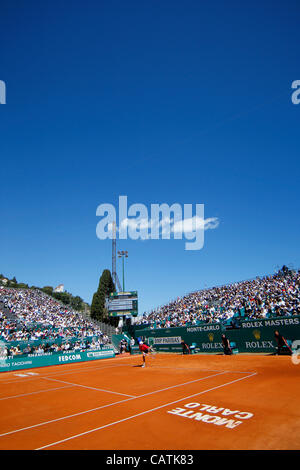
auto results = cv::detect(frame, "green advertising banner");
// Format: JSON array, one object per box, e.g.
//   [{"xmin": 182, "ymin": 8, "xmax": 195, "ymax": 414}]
[
  {"xmin": 133, "ymin": 315, "xmax": 300, "ymax": 354},
  {"xmin": 229, "ymin": 316, "xmax": 300, "ymax": 353},
  {"xmin": 136, "ymin": 322, "xmax": 224, "ymax": 354},
  {"xmin": 0, "ymin": 347, "xmax": 115, "ymax": 372}
]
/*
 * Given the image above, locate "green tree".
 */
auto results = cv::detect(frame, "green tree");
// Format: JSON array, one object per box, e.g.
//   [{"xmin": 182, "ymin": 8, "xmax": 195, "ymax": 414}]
[
  {"xmin": 70, "ymin": 295, "xmax": 84, "ymax": 311},
  {"xmin": 91, "ymin": 269, "xmax": 115, "ymax": 321},
  {"xmin": 53, "ymin": 291, "xmax": 71, "ymax": 305},
  {"xmin": 42, "ymin": 286, "xmax": 54, "ymax": 296},
  {"xmin": 17, "ymin": 283, "xmax": 29, "ymax": 289}
]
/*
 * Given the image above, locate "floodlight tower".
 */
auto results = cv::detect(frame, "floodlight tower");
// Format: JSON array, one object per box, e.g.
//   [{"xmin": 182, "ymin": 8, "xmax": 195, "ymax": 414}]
[{"xmin": 118, "ymin": 250, "xmax": 128, "ymax": 292}]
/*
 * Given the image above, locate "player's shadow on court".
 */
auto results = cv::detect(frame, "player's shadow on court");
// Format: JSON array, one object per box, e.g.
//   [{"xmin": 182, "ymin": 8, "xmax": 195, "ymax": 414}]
[{"xmin": 132, "ymin": 364, "xmax": 144, "ymax": 367}]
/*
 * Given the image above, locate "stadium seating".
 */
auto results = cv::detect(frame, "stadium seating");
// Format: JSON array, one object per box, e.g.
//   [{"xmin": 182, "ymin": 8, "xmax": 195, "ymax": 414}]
[
  {"xmin": 137, "ymin": 268, "xmax": 300, "ymax": 330},
  {"xmin": 0, "ymin": 287, "xmax": 110, "ymax": 358}
]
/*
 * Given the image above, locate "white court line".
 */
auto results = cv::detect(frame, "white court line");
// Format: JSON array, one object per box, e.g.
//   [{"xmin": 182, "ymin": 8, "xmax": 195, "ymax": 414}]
[
  {"xmin": 36, "ymin": 372, "xmax": 257, "ymax": 450},
  {"xmin": 41, "ymin": 370, "xmax": 234, "ymax": 399},
  {"xmin": 0, "ymin": 361, "xmax": 130, "ymax": 384},
  {"xmin": 41, "ymin": 376, "xmax": 136, "ymax": 398},
  {"xmin": 0, "ymin": 370, "xmax": 226, "ymax": 438},
  {"xmin": 39, "ymin": 362, "xmax": 130, "ymax": 380},
  {"xmin": 14, "ymin": 372, "xmax": 39, "ymax": 377},
  {"xmin": 157, "ymin": 366, "xmax": 256, "ymax": 374},
  {"xmin": 0, "ymin": 352, "xmax": 254, "ymax": 384},
  {"xmin": 0, "ymin": 354, "xmax": 133, "ymax": 383},
  {"xmin": 0, "ymin": 362, "xmax": 130, "ymax": 385},
  {"xmin": 0, "ymin": 385, "xmax": 72, "ymax": 401}
]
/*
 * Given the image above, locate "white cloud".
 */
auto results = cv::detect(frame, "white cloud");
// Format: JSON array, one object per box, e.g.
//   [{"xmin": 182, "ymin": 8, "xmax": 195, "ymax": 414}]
[
  {"xmin": 172, "ymin": 216, "xmax": 219, "ymax": 234},
  {"xmin": 117, "ymin": 215, "xmax": 219, "ymax": 237},
  {"xmin": 203, "ymin": 217, "xmax": 219, "ymax": 230}
]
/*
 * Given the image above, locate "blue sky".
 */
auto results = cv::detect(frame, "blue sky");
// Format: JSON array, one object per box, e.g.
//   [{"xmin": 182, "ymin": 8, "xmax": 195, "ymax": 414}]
[{"xmin": 0, "ymin": 0, "xmax": 299, "ymax": 313}]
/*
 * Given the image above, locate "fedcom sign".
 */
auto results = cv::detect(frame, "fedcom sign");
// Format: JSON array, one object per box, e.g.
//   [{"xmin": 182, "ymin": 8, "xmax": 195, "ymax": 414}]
[{"xmin": 59, "ymin": 353, "xmax": 82, "ymax": 362}]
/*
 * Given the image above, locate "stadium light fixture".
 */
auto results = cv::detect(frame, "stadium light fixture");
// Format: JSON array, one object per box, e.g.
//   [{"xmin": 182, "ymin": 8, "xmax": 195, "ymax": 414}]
[{"xmin": 117, "ymin": 251, "xmax": 128, "ymax": 291}]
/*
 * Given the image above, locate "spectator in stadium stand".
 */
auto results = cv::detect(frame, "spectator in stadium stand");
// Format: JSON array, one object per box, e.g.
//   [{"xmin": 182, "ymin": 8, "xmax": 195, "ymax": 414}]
[
  {"xmin": 36, "ymin": 344, "xmax": 44, "ymax": 355},
  {"xmin": 119, "ymin": 338, "xmax": 127, "ymax": 354},
  {"xmin": 181, "ymin": 339, "xmax": 190, "ymax": 355},
  {"xmin": 274, "ymin": 330, "xmax": 292, "ymax": 355},
  {"xmin": 0, "ymin": 343, "xmax": 7, "ymax": 360},
  {"xmin": 221, "ymin": 334, "xmax": 232, "ymax": 355},
  {"xmin": 23, "ymin": 344, "xmax": 32, "ymax": 355}
]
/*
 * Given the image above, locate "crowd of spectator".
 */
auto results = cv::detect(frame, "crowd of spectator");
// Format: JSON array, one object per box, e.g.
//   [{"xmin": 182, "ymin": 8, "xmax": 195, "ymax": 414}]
[
  {"xmin": 137, "ymin": 267, "xmax": 300, "ymax": 329},
  {"xmin": 1, "ymin": 336, "xmax": 109, "ymax": 358},
  {"xmin": 0, "ymin": 287, "xmax": 110, "ymax": 357}
]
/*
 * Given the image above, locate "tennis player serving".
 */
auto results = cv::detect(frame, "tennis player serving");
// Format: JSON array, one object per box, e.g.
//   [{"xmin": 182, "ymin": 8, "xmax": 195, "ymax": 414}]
[{"xmin": 139, "ymin": 341, "xmax": 155, "ymax": 367}]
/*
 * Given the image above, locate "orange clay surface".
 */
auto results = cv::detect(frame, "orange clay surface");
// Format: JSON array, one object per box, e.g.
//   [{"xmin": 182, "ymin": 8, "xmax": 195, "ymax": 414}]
[{"xmin": 0, "ymin": 352, "xmax": 299, "ymax": 450}]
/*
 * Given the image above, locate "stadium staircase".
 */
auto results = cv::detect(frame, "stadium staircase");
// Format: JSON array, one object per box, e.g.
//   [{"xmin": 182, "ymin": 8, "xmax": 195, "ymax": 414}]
[
  {"xmin": 111, "ymin": 333, "xmax": 132, "ymax": 354},
  {"xmin": 39, "ymin": 291, "xmax": 122, "ymax": 352}
]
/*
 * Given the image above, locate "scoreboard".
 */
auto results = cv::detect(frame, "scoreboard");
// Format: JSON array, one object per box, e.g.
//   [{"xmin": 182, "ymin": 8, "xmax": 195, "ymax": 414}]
[{"xmin": 106, "ymin": 291, "xmax": 138, "ymax": 317}]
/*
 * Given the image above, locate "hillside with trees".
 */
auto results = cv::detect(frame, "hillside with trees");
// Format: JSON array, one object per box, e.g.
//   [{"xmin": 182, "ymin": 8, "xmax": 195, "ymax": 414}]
[{"xmin": 0, "ymin": 273, "xmax": 89, "ymax": 313}]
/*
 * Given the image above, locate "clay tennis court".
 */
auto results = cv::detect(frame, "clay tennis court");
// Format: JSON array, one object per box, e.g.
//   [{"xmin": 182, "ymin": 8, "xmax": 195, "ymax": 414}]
[{"xmin": 0, "ymin": 353, "xmax": 299, "ymax": 450}]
